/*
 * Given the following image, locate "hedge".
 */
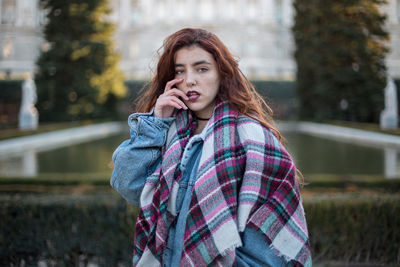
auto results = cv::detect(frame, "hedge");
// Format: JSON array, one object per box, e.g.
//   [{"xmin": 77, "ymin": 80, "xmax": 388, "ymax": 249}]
[
  {"xmin": 305, "ymin": 194, "xmax": 400, "ymax": 265},
  {"xmin": 1, "ymin": 192, "xmax": 399, "ymax": 266},
  {"xmin": 0, "ymin": 80, "xmax": 23, "ymax": 101},
  {"xmin": 0, "ymin": 80, "xmax": 23, "ymax": 126},
  {"xmin": 0, "ymin": 193, "xmax": 137, "ymax": 266}
]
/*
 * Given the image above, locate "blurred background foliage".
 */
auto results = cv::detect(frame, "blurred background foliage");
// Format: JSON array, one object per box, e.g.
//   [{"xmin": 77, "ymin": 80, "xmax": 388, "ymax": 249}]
[
  {"xmin": 293, "ymin": 0, "xmax": 389, "ymax": 123},
  {"xmin": 35, "ymin": 0, "xmax": 126, "ymax": 122},
  {"xmin": 0, "ymin": 0, "xmax": 395, "ymax": 125}
]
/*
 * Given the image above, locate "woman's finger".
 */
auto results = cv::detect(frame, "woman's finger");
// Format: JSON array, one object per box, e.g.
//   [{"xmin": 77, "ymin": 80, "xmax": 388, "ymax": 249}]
[
  {"xmin": 169, "ymin": 97, "xmax": 188, "ymax": 110},
  {"xmin": 158, "ymin": 95, "xmax": 187, "ymax": 110},
  {"xmin": 163, "ymin": 98, "xmax": 183, "ymax": 110},
  {"xmin": 164, "ymin": 78, "xmax": 183, "ymax": 92},
  {"xmin": 164, "ymin": 88, "xmax": 189, "ymax": 100}
]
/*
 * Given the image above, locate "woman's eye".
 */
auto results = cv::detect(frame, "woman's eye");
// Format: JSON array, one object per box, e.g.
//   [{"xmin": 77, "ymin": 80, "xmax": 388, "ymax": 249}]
[
  {"xmin": 199, "ymin": 67, "xmax": 208, "ymax": 72},
  {"xmin": 175, "ymin": 69, "xmax": 184, "ymax": 75}
]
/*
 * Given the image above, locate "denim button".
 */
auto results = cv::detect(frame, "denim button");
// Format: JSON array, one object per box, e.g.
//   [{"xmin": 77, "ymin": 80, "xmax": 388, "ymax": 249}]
[{"xmin": 163, "ymin": 247, "xmax": 171, "ymax": 267}]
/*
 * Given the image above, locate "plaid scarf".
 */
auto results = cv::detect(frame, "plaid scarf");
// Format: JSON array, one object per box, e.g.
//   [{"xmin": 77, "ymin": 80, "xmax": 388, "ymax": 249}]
[{"xmin": 133, "ymin": 101, "xmax": 311, "ymax": 266}]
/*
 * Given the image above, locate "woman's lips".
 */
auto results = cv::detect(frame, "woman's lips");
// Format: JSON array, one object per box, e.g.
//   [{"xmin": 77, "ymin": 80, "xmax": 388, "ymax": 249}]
[{"xmin": 186, "ymin": 90, "xmax": 200, "ymax": 102}]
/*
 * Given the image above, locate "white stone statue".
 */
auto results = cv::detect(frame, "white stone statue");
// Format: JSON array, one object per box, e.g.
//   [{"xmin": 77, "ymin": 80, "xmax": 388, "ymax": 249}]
[
  {"xmin": 380, "ymin": 76, "xmax": 398, "ymax": 130},
  {"xmin": 19, "ymin": 73, "xmax": 39, "ymax": 130}
]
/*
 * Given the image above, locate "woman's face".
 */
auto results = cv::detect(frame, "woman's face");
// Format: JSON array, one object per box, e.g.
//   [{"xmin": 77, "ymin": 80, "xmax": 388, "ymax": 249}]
[{"xmin": 174, "ymin": 45, "xmax": 221, "ymax": 119}]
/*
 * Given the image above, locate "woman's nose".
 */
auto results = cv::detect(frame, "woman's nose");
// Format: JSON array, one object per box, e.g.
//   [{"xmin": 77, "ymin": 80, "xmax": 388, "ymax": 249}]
[{"xmin": 185, "ymin": 72, "xmax": 197, "ymax": 86}]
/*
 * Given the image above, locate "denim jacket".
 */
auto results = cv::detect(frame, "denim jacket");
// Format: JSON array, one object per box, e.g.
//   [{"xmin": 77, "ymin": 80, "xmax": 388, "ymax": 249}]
[{"xmin": 111, "ymin": 112, "xmax": 292, "ymax": 267}]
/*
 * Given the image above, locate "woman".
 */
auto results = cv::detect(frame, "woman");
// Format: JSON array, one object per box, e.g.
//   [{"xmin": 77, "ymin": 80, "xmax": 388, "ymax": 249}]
[{"xmin": 111, "ymin": 28, "xmax": 311, "ymax": 267}]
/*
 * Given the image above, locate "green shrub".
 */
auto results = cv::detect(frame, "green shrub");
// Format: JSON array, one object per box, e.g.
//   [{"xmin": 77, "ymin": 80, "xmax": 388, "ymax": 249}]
[
  {"xmin": 1, "ymin": 192, "xmax": 399, "ymax": 266},
  {"xmin": 35, "ymin": 0, "xmax": 126, "ymax": 122},
  {"xmin": 305, "ymin": 194, "xmax": 400, "ymax": 264},
  {"xmin": 252, "ymin": 80, "xmax": 297, "ymax": 120},
  {"xmin": 0, "ymin": 193, "xmax": 137, "ymax": 266},
  {"xmin": 293, "ymin": 0, "xmax": 389, "ymax": 123},
  {"xmin": 0, "ymin": 80, "xmax": 22, "ymax": 102},
  {"xmin": 0, "ymin": 80, "xmax": 23, "ymax": 127}
]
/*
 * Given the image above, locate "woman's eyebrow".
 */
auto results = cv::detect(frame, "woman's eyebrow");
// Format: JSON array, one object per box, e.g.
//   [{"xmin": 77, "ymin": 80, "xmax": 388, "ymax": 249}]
[{"xmin": 175, "ymin": 60, "xmax": 212, "ymax": 67}]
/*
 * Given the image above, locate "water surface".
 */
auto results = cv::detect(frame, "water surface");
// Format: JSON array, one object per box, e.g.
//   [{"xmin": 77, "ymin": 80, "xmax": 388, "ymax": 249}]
[{"xmin": 0, "ymin": 130, "xmax": 398, "ymax": 178}]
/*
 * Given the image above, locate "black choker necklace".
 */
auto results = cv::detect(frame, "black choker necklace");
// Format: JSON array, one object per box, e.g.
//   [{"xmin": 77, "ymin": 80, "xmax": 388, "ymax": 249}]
[{"xmin": 196, "ymin": 116, "xmax": 211, "ymax": 121}]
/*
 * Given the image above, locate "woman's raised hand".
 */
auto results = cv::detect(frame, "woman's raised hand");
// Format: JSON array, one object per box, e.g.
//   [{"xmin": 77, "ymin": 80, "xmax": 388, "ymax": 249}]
[{"xmin": 154, "ymin": 78, "xmax": 189, "ymax": 118}]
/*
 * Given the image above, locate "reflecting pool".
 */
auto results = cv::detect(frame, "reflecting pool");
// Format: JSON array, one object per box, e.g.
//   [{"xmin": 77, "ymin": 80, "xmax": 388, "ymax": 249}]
[
  {"xmin": 0, "ymin": 132, "xmax": 129, "ymax": 177},
  {"xmin": 283, "ymin": 132, "xmax": 386, "ymax": 176},
  {"xmin": 0, "ymin": 129, "xmax": 399, "ymax": 178}
]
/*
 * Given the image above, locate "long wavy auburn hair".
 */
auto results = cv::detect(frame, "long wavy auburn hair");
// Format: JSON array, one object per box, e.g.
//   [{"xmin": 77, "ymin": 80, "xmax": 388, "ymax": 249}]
[{"xmin": 136, "ymin": 28, "xmax": 285, "ymax": 142}]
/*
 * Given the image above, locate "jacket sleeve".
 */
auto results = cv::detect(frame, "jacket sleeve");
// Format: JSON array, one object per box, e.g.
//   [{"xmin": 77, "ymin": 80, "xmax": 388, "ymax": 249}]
[{"xmin": 110, "ymin": 112, "xmax": 174, "ymax": 206}]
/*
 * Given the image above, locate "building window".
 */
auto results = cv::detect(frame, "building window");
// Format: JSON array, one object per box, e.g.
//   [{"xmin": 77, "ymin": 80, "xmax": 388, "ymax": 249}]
[
  {"xmin": 247, "ymin": 42, "xmax": 259, "ymax": 57},
  {"xmin": 176, "ymin": 0, "xmax": 187, "ymax": 21},
  {"xmin": 37, "ymin": 2, "xmax": 47, "ymax": 26},
  {"xmin": 275, "ymin": 0, "xmax": 283, "ymax": 25},
  {"xmin": 397, "ymin": 0, "xmax": 400, "ymax": 22},
  {"xmin": 1, "ymin": 0, "xmax": 16, "ymax": 25},
  {"xmin": 19, "ymin": 1, "xmax": 35, "ymax": 27},
  {"xmin": 199, "ymin": 0, "xmax": 213, "ymax": 21},
  {"xmin": 130, "ymin": 0, "xmax": 141, "ymax": 25},
  {"xmin": 248, "ymin": 0, "xmax": 258, "ymax": 21},
  {"xmin": 225, "ymin": 0, "xmax": 236, "ymax": 20},
  {"xmin": 156, "ymin": 0, "xmax": 167, "ymax": 21}
]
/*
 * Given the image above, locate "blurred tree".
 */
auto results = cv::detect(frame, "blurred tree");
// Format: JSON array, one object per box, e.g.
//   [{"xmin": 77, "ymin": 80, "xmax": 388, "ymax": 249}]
[
  {"xmin": 35, "ymin": 0, "xmax": 126, "ymax": 121},
  {"xmin": 293, "ymin": 0, "xmax": 389, "ymax": 122}
]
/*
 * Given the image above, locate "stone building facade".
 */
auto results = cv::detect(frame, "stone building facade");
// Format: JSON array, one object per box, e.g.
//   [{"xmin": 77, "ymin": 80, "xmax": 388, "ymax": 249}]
[{"xmin": 1, "ymin": 0, "xmax": 400, "ymax": 80}]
